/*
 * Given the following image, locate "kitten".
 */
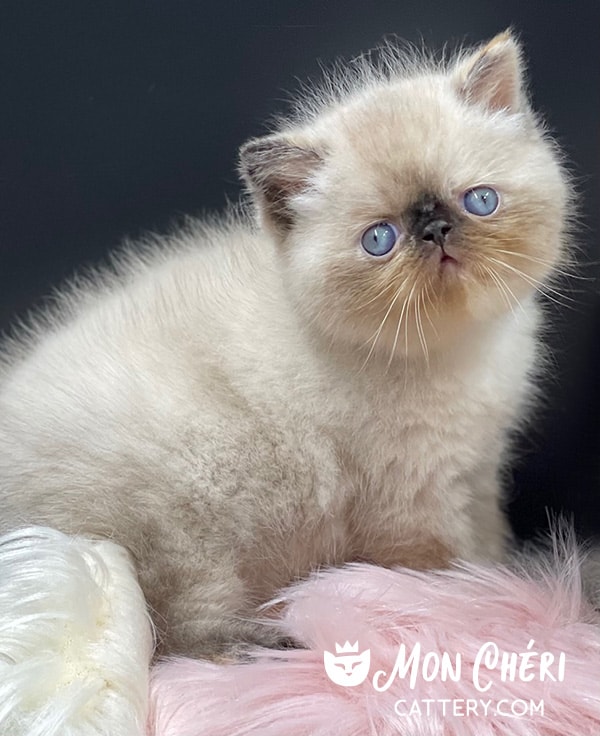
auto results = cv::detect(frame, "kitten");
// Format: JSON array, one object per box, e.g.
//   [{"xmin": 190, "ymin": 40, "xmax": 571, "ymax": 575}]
[{"xmin": 0, "ymin": 32, "xmax": 570, "ymax": 658}]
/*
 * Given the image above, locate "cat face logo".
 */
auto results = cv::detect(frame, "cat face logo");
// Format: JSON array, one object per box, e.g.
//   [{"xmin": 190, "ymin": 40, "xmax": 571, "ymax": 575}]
[{"xmin": 323, "ymin": 641, "xmax": 371, "ymax": 687}]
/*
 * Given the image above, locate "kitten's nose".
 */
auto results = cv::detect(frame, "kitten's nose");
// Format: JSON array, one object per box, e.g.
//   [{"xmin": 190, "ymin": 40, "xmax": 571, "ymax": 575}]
[
  {"xmin": 410, "ymin": 198, "xmax": 454, "ymax": 248},
  {"xmin": 420, "ymin": 219, "xmax": 452, "ymax": 248}
]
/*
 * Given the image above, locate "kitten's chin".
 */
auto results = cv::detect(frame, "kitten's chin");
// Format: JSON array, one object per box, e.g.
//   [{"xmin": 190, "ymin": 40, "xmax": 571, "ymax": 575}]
[{"xmin": 356, "ymin": 282, "xmax": 525, "ymax": 363}]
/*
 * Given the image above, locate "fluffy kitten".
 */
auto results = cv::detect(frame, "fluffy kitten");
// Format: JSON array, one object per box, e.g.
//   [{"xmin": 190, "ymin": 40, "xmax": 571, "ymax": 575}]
[{"xmin": 0, "ymin": 32, "xmax": 570, "ymax": 658}]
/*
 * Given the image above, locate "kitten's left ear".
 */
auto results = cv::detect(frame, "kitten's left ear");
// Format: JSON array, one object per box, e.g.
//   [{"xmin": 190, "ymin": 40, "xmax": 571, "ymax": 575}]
[
  {"xmin": 239, "ymin": 134, "xmax": 324, "ymax": 235},
  {"xmin": 453, "ymin": 31, "xmax": 526, "ymax": 113}
]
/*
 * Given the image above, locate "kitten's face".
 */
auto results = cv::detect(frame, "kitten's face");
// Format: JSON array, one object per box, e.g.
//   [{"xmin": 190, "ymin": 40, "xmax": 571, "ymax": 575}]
[{"xmin": 241, "ymin": 33, "xmax": 570, "ymax": 360}]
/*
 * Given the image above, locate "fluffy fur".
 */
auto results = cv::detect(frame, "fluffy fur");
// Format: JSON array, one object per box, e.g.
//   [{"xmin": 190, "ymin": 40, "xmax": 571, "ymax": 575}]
[
  {"xmin": 0, "ymin": 527, "xmax": 153, "ymax": 736},
  {"xmin": 0, "ymin": 32, "xmax": 571, "ymax": 657},
  {"xmin": 149, "ymin": 543, "xmax": 600, "ymax": 736}
]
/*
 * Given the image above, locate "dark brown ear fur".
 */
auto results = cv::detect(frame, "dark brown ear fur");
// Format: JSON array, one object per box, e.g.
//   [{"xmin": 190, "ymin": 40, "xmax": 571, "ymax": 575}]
[{"xmin": 239, "ymin": 135, "xmax": 323, "ymax": 233}]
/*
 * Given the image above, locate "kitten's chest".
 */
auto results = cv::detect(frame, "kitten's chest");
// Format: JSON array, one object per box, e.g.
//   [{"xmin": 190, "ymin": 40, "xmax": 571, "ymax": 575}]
[
  {"xmin": 342, "ymin": 372, "xmax": 499, "ymax": 485},
  {"xmin": 328, "ymin": 375, "xmax": 506, "ymax": 567}
]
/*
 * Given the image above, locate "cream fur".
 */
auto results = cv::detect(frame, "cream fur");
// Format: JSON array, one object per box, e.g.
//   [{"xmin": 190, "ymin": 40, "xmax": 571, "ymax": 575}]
[
  {"xmin": 0, "ymin": 527, "xmax": 152, "ymax": 735},
  {"xmin": 0, "ymin": 33, "xmax": 570, "ymax": 657}
]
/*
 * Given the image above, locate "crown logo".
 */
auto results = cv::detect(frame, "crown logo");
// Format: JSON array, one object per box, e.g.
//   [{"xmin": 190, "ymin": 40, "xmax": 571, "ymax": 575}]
[
  {"xmin": 324, "ymin": 640, "xmax": 371, "ymax": 686},
  {"xmin": 335, "ymin": 641, "xmax": 359, "ymax": 654}
]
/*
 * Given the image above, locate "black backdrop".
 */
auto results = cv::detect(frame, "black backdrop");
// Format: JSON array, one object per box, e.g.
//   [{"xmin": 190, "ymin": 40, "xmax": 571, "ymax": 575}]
[{"xmin": 1, "ymin": 1, "xmax": 599, "ymax": 540}]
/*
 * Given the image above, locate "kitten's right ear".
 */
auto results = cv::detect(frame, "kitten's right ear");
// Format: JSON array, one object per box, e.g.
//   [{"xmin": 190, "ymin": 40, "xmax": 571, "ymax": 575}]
[
  {"xmin": 453, "ymin": 31, "xmax": 526, "ymax": 114},
  {"xmin": 238, "ymin": 135, "xmax": 323, "ymax": 235}
]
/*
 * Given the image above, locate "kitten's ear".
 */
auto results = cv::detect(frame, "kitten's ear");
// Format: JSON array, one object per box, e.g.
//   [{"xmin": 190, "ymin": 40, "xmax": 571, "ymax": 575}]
[
  {"xmin": 453, "ymin": 31, "xmax": 525, "ymax": 113},
  {"xmin": 239, "ymin": 135, "xmax": 323, "ymax": 234}
]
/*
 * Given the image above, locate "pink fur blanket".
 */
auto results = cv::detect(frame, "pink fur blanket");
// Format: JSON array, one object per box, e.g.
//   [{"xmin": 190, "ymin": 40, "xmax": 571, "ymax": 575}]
[
  {"xmin": 1, "ymin": 527, "xmax": 599, "ymax": 735},
  {"xmin": 149, "ymin": 551, "xmax": 600, "ymax": 736}
]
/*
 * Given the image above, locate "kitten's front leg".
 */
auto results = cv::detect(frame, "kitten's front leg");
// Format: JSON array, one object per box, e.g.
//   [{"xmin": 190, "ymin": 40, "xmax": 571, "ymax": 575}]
[
  {"xmin": 353, "ymin": 531, "xmax": 454, "ymax": 570},
  {"xmin": 414, "ymin": 463, "xmax": 511, "ymax": 565},
  {"xmin": 135, "ymin": 542, "xmax": 289, "ymax": 659},
  {"xmin": 348, "ymin": 504, "xmax": 456, "ymax": 571},
  {"xmin": 349, "ymin": 466, "xmax": 509, "ymax": 571},
  {"xmin": 462, "ymin": 461, "xmax": 513, "ymax": 563}
]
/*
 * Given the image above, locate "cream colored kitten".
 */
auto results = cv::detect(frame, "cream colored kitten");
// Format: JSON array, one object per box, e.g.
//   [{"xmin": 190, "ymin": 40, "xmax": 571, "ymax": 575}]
[{"xmin": 0, "ymin": 32, "xmax": 570, "ymax": 657}]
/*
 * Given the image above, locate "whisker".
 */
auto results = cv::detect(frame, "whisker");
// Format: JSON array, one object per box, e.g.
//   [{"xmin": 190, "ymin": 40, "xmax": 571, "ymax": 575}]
[
  {"xmin": 486, "ymin": 256, "xmax": 578, "ymax": 309},
  {"xmin": 493, "ymin": 249, "xmax": 592, "ymax": 283},
  {"xmin": 415, "ymin": 290, "xmax": 429, "ymax": 363},
  {"xmin": 388, "ymin": 282, "xmax": 414, "ymax": 371},
  {"xmin": 403, "ymin": 287, "xmax": 411, "ymax": 380},
  {"xmin": 361, "ymin": 278, "xmax": 409, "ymax": 370},
  {"xmin": 478, "ymin": 263, "xmax": 518, "ymax": 316},
  {"xmin": 357, "ymin": 278, "xmax": 397, "ymax": 309},
  {"xmin": 484, "ymin": 262, "xmax": 527, "ymax": 317},
  {"xmin": 422, "ymin": 283, "xmax": 438, "ymax": 337}
]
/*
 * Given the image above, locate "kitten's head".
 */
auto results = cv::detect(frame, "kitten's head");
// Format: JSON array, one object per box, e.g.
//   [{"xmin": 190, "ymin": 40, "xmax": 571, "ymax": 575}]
[{"xmin": 239, "ymin": 32, "xmax": 571, "ymax": 360}]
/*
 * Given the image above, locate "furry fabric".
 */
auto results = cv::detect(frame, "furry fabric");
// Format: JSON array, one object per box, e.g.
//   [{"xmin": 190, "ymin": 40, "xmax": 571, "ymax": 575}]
[
  {"xmin": 1, "ymin": 526, "xmax": 599, "ymax": 735},
  {"xmin": 0, "ymin": 527, "xmax": 153, "ymax": 736},
  {"xmin": 149, "ymin": 548, "xmax": 600, "ymax": 736}
]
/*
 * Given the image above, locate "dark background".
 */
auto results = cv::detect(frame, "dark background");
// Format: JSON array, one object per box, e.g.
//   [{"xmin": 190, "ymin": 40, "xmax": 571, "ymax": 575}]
[{"xmin": 1, "ymin": 1, "xmax": 599, "ymax": 540}]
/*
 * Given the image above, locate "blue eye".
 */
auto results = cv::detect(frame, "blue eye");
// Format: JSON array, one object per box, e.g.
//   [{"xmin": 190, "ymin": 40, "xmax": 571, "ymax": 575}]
[
  {"xmin": 463, "ymin": 186, "xmax": 499, "ymax": 216},
  {"xmin": 361, "ymin": 221, "xmax": 400, "ymax": 257}
]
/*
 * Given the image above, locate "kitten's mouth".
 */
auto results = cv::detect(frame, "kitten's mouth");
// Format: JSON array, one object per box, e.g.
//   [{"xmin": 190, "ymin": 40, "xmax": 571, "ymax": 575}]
[{"xmin": 438, "ymin": 247, "xmax": 460, "ymax": 270}]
